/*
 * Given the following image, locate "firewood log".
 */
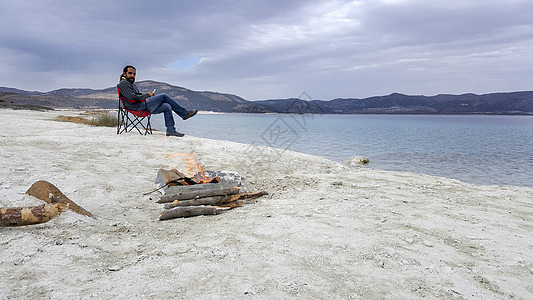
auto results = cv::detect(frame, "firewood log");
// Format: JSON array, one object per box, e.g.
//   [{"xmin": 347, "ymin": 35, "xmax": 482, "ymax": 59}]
[
  {"xmin": 159, "ymin": 205, "xmax": 229, "ymax": 220},
  {"xmin": 164, "ymin": 191, "xmax": 268, "ymax": 209},
  {"xmin": 157, "ymin": 185, "xmax": 241, "ymax": 203},
  {"xmin": 155, "ymin": 168, "xmax": 220, "ymax": 187},
  {"xmin": 25, "ymin": 180, "xmax": 94, "ymax": 218},
  {"xmin": 217, "ymin": 200, "xmax": 244, "ymax": 208},
  {"xmin": 163, "ymin": 182, "xmax": 237, "ymax": 195},
  {"xmin": 0, "ymin": 203, "xmax": 68, "ymax": 226}
]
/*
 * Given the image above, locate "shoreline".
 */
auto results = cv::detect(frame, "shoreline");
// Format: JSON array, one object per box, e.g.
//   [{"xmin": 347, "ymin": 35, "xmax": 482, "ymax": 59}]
[
  {"xmin": 147, "ymin": 112, "xmax": 533, "ymax": 188},
  {"xmin": 1, "ymin": 109, "xmax": 532, "ymax": 299}
]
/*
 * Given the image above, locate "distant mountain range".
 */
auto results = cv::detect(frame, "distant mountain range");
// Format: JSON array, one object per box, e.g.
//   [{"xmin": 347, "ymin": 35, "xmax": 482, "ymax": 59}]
[{"xmin": 1, "ymin": 81, "xmax": 532, "ymax": 114}]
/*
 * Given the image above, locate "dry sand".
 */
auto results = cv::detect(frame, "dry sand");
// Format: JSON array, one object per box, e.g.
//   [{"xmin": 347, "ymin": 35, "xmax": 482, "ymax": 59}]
[{"xmin": 1, "ymin": 109, "xmax": 532, "ymax": 299}]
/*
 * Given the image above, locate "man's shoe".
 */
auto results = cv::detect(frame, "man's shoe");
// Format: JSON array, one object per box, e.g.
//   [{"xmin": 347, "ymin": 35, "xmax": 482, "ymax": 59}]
[
  {"xmin": 166, "ymin": 131, "xmax": 185, "ymax": 137},
  {"xmin": 183, "ymin": 110, "xmax": 198, "ymax": 120}
]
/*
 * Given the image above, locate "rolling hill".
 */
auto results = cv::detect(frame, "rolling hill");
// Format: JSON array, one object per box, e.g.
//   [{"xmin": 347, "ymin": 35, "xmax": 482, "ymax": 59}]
[{"xmin": 1, "ymin": 83, "xmax": 532, "ymax": 115}]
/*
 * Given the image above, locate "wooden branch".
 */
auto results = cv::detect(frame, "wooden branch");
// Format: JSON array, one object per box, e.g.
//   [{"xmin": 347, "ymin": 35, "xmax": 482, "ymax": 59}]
[
  {"xmin": 163, "ymin": 182, "xmax": 237, "ymax": 195},
  {"xmin": 157, "ymin": 184, "xmax": 241, "ymax": 203},
  {"xmin": 155, "ymin": 168, "xmax": 220, "ymax": 186},
  {"xmin": 0, "ymin": 203, "xmax": 68, "ymax": 226},
  {"xmin": 164, "ymin": 191, "xmax": 268, "ymax": 209},
  {"xmin": 156, "ymin": 168, "xmax": 187, "ymax": 184},
  {"xmin": 25, "ymin": 180, "xmax": 94, "ymax": 218},
  {"xmin": 159, "ymin": 205, "xmax": 229, "ymax": 220},
  {"xmin": 217, "ymin": 200, "xmax": 245, "ymax": 208},
  {"xmin": 229, "ymin": 190, "xmax": 268, "ymax": 202}
]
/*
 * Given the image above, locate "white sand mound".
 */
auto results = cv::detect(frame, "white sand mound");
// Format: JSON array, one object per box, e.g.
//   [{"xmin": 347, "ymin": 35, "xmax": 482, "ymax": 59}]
[{"xmin": 1, "ymin": 109, "xmax": 532, "ymax": 299}]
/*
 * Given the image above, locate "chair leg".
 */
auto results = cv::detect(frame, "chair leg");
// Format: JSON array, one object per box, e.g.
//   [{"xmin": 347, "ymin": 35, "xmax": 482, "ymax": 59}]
[
  {"xmin": 117, "ymin": 108, "xmax": 130, "ymax": 135},
  {"xmin": 117, "ymin": 107, "xmax": 152, "ymax": 135},
  {"xmin": 117, "ymin": 108, "xmax": 124, "ymax": 134},
  {"xmin": 117, "ymin": 108, "xmax": 122, "ymax": 134},
  {"xmin": 145, "ymin": 116, "xmax": 152, "ymax": 135}
]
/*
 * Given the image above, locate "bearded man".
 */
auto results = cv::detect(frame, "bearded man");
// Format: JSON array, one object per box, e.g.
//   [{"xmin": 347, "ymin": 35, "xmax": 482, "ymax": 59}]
[{"xmin": 117, "ymin": 65, "xmax": 197, "ymax": 137}]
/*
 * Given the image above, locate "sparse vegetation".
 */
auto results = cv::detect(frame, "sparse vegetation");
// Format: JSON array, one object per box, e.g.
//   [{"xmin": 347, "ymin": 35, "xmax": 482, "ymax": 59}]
[
  {"xmin": 88, "ymin": 114, "xmax": 117, "ymax": 127},
  {"xmin": 56, "ymin": 111, "xmax": 117, "ymax": 127},
  {"xmin": 56, "ymin": 116, "xmax": 91, "ymax": 124}
]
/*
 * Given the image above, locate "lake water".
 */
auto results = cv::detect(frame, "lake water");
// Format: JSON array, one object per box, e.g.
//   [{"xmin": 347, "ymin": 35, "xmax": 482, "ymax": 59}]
[{"xmin": 151, "ymin": 113, "xmax": 533, "ymax": 187}]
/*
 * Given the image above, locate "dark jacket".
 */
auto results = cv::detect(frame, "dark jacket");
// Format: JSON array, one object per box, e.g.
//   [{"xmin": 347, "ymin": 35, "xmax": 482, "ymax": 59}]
[{"xmin": 117, "ymin": 79, "xmax": 150, "ymax": 111}]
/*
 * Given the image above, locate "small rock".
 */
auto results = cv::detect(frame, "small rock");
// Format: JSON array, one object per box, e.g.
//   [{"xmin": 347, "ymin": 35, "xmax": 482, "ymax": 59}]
[
  {"xmin": 426, "ymin": 264, "xmax": 436, "ymax": 273},
  {"xmin": 423, "ymin": 240, "xmax": 434, "ymax": 247},
  {"xmin": 347, "ymin": 156, "xmax": 370, "ymax": 166},
  {"xmin": 108, "ymin": 266, "xmax": 121, "ymax": 271}
]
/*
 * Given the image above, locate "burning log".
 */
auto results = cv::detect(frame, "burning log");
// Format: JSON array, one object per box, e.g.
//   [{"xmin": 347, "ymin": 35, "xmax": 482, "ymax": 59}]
[
  {"xmin": 155, "ymin": 168, "xmax": 219, "ymax": 187},
  {"xmin": 0, "ymin": 203, "xmax": 69, "ymax": 226},
  {"xmin": 157, "ymin": 183, "xmax": 242, "ymax": 203},
  {"xmin": 159, "ymin": 205, "xmax": 230, "ymax": 220},
  {"xmin": 164, "ymin": 191, "xmax": 268, "ymax": 209},
  {"xmin": 25, "ymin": 180, "xmax": 94, "ymax": 218}
]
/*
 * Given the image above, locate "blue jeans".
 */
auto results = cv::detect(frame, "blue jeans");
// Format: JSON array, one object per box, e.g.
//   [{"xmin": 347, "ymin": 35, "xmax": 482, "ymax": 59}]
[{"xmin": 145, "ymin": 93, "xmax": 189, "ymax": 133}]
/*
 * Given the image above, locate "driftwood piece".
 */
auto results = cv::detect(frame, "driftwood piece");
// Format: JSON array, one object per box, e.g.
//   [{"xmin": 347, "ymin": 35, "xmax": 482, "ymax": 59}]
[
  {"xmin": 163, "ymin": 182, "xmax": 237, "ymax": 195},
  {"xmin": 25, "ymin": 180, "xmax": 94, "ymax": 218},
  {"xmin": 157, "ymin": 183, "xmax": 241, "ymax": 203},
  {"xmin": 217, "ymin": 200, "xmax": 245, "ymax": 208},
  {"xmin": 155, "ymin": 168, "xmax": 220, "ymax": 187},
  {"xmin": 0, "ymin": 203, "xmax": 69, "ymax": 226},
  {"xmin": 159, "ymin": 205, "xmax": 229, "ymax": 220},
  {"xmin": 164, "ymin": 191, "xmax": 268, "ymax": 209},
  {"xmin": 156, "ymin": 168, "xmax": 187, "ymax": 185}
]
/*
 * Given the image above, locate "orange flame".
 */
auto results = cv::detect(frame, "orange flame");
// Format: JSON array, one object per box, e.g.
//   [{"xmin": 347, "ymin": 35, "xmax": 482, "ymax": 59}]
[{"xmin": 164, "ymin": 151, "xmax": 213, "ymax": 184}]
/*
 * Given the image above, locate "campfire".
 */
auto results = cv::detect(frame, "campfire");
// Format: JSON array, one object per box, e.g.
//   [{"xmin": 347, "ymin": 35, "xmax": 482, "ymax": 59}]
[
  {"xmin": 155, "ymin": 168, "xmax": 220, "ymax": 186},
  {"xmin": 157, "ymin": 151, "xmax": 219, "ymax": 186},
  {"xmin": 153, "ymin": 152, "xmax": 267, "ymax": 220}
]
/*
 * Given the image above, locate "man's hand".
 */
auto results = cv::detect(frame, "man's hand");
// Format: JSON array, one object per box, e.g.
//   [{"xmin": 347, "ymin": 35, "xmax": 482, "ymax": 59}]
[{"xmin": 147, "ymin": 91, "xmax": 155, "ymax": 97}]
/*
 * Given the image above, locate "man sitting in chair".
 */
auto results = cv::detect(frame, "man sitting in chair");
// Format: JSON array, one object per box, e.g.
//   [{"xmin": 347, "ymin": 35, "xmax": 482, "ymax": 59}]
[{"xmin": 117, "ymin": 65, "xmax": 198, "ymax": 137}]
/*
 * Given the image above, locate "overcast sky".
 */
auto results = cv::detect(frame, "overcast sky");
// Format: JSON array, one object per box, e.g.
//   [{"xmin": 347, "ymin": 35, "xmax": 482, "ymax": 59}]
[{"xmin": 1, "ymin": 0, "xmax": 533, "ymax": 100}]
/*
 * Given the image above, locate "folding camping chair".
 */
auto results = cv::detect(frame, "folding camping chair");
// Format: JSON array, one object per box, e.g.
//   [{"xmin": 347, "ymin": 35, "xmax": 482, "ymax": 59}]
[{"xmin": 116, "ymin": 87, "xmax": 152, "ymax": 135}]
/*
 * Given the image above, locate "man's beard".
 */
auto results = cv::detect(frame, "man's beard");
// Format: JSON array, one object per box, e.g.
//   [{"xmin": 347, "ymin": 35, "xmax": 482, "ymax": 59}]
[{"xmin": 127, "ymin": 77, "xmax": 135, "ymax": 83}]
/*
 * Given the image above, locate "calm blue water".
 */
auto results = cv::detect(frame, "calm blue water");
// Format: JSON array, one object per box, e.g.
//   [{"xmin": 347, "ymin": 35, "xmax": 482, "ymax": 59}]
[{"xmin": 151, "ymin": 113, "xmax": 533, "ymax": 187}]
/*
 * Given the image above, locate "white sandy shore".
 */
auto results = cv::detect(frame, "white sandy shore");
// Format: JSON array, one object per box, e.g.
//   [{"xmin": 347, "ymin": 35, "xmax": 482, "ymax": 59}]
[{"xmin": 1, "ymin": 109, "xmax": 532, "ymax": 299}]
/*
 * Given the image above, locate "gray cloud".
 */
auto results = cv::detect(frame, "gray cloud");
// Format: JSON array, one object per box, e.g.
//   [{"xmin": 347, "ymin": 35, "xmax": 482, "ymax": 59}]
[{"xmin": 1, "ymin": 0, "xmax": 533, "ymax": 99}]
